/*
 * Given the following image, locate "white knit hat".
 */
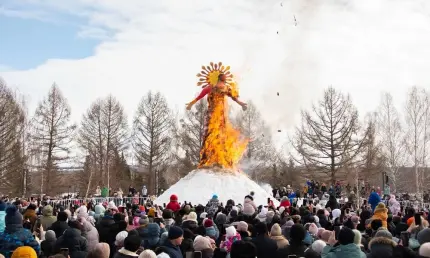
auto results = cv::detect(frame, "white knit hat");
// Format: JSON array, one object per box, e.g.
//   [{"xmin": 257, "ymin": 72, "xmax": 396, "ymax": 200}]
[
  {"xmin": 420, "ymin": 243, "xmax": 430, "ymax": 257},
  {"xmin": 311, "ymin": 240, "xmax": 326, "ymax": 254},
  {"xmin": 226, "ymin": 226, "xmax": 237, "ymax": 238}
]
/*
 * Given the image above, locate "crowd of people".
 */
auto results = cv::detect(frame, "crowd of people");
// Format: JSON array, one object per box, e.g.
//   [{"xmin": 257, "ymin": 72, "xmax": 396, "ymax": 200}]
[{"xmin": 1, "ymin": 188, "xmax": 430, "ymax": 258}]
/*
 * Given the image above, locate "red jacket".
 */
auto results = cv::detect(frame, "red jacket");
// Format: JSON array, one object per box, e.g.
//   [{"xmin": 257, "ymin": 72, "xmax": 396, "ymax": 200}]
[
  {"xmin": 279, "ymin": 199, "xmax": 291, "ymax": 208},
  {"xmin": 166, "ymin": 201, "xmax": 181, "ymax": 212}
]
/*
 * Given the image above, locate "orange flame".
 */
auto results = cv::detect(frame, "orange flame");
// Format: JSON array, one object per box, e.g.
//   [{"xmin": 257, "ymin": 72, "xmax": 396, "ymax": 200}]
[{"xmin": 197, "ymin": 65, "xmax": 248, "ymax": 170}]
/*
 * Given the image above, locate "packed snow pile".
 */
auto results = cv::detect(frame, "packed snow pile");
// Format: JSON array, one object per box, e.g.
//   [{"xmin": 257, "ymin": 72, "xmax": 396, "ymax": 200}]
[{"xmin": 155, "ymin": 169, "xmax": 279, "ymax": 207}]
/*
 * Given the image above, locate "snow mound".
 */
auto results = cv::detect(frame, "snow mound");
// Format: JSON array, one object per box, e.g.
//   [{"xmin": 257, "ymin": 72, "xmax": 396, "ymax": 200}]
[{"xmin": 155, "ymin": 169, "xmax": 279, "ymax": 207}]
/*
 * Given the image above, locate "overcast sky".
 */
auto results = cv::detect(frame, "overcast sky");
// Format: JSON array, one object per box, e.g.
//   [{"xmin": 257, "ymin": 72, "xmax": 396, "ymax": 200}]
[{"xmin": 1, "ymin": 0, "xmax": 430, "ymax": 149}]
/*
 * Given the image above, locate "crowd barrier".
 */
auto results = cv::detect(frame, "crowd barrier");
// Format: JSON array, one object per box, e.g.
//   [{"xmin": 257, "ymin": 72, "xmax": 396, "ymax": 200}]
[{"xmin": 45, "ymin": 197, "xmax": 150, "ymax": 208}]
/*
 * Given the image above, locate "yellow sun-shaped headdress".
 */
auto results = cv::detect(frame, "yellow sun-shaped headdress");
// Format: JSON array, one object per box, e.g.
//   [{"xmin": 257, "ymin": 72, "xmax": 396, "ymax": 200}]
[{"xmin": 196, "ymin": 62, "xmax": 234, "ymax": 88}]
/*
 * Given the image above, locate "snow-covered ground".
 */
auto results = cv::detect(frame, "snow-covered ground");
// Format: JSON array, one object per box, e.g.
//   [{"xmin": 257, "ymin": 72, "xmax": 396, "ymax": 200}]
[{"xmin": 155, "ymin": 169, "xmax": 280, "ymax": 207}]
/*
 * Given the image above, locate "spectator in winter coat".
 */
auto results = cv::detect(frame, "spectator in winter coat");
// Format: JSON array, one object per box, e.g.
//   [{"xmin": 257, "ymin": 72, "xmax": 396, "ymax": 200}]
[
  {"xmin": 41, "ymin": 230, "xmax": 56, "ymax": 258},
  {"xmin": 94, "ymin": 204, "xmax": 106, "ymax": 222},
  {"xmin": 388, "ymin": 195, "xmax": 400, "ymax": 216},
  {"xmin": 181, "ymin": 212, "xmax": 198, "ymax": 234},
  {"xmin": 193, "ymin": 235, "xmax": 215, "ymax": 258},
  {"xmin": 78, "ymin": 217, "xmax": 99, "ymax": 251},
  {"xmin": 251, "ymin": 222, "xmax": 277, "ymax": 258},
  {"xmin": 166, "ymin": 195, "xmax": 181, "ymax": 213},
  {"xmin": 279, "ymin": 196, "xmax": 291, "ymax": 208},
  {"xmin": 206, "ymin": 195, "xmax": 219, "ymax": 218},
  {"xmin": 0, "ymin": 206, "xmax": 40, "ymax": 258},
  {"xmin": 243, "ymin": 193, "xmax": 257, "ymax": 217},
  {"xmin": 162, "ymin": 226, "xmax": 184, "ymax": 258},
  {"xmin": 203, "ymin": 219, "xmax": 219, "ymax": 240},
  {"xmin": 230, "ymin": 241, "xmax": 257, "ymax": 258},
  {"xmin": 22, "ymin": 204, "xmax": 37, "ymax": 231},
  {"xmin": 221, "ymin": 226, "xmax": 241, "ymax": 253},
  {"xmin": 277, "ymin": 224, "xmax": 307, "ymax": 258},
  {"xmin": 113, "ymin": 235, "xmax": 141, "ymax": 258},
  {"xmin": 325, "ymin": 195, "xmax": 340, "ymax": 211},
  {"xmin": 0, "ymin": 201, "xmax": 6, "ymax": 233},
  {"xmin": 35, "ymin": 205, "xmax": 57, "ymax": 231},
  {"xmin": 162, "ymin": 210, "xmax": 175, "ymax": 231},
  {"xmin": 55, "ymin": 221, "xmax": 88, "ymax": 258},
  {"xmin": 270, "ymin": 223, "xmax": 289, "ymax": 249},
  {"xmin": 369, "ymin": 203, "xmax": 388, "ymax": 229},
  {"xmin": 368, "ymin": 191, "xmax": 381, "ymax": 212},
  {"xmin": 96, "ymin": 211, "xmax": 116, "ymax": 243},
  {"xmin": 47, "ymin": 211, "xmax": 69, "ymax": 238},
  {"xmin": 321, "ymin": 228, "xmax": 366, "ymax": 258}
]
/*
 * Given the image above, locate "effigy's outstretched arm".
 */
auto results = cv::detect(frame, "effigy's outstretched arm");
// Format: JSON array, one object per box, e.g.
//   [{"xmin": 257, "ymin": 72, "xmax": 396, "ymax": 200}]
[
  {"xmin": 186, "ymin": 86, "xmax": 211, "ymax": 110},
  {"xmin": 228, "ymin": 94, "xmax": 247, "ymax": 111}
]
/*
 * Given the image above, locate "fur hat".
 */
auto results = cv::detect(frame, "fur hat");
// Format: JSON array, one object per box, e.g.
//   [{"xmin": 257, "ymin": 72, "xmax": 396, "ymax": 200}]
[
  {"xmin": 270, "ymin": 223, "xmax": 282, "ymax": 237},
  {"xmin": 237, "ymin": 221, "xmax": 248, "ymax": 232},
  {"xmin": 420, "ymin": 243, "xmax": 430, "ymax": 257},
  {"xmin": 311, "ymin": 240, "xmax": 326, "ymax": 254},
  {"xmin": 226, "ymin": 226, "xmax": 237, "ymax": 238},
  {"xmin": 187, "ymin": 212, "xmax": 198, "ymax": 222}
]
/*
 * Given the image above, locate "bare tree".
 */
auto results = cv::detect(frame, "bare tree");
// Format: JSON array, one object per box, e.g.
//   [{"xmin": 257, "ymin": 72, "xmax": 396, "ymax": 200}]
[
  {"xmin": 78, "ymin": 96, "xmax": 128, "ymax": 190},
  {"xmin": 132, "ymin": 91, "xmax": 173, "ymax": 195},
  {"xmin": 404, "ymin": 87, "xmax": 430, "ymax": 194},
  {"xmin": 31, "ymin": 84, "xmax": 76, "ymax": 195},
  {"xmin": 0, "ymin": 79, "xmax": 26, "ymax": 195},
  {"xmin": 376, "ymin": 93, "xmax": 407, "ymax": 191},
  {"xmin": 292, "ymin": 87, "xmax": 367, "ymax": 184},
  {"xmin": 175, "ymin": 99, "xmax": 207, "ymax": 169},
  {"xmin": 234, "ymin": 101, "xmax": 276, "ymax": 179}
]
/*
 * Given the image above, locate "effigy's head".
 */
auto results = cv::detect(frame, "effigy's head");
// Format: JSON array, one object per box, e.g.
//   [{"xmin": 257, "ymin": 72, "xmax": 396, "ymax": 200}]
[
  {"xmin": 196, "ymin": 62, "xmax": 233, "ymax": 88},
  {"xmin": 218, "ymin": 73, "xmax": 226, "ymax": 82}
]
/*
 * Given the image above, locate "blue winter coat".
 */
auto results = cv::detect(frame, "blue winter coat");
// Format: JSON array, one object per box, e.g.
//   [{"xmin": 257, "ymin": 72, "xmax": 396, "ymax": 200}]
[
  {"xmin": 368, "ymin": 192, "xmax": 381, "ymax": 211},
  {"xmin": 0, "ymin": 224, "xmax": 40, "ymax": 258},
  {"xmin": 0, "ymin": 211, "xmax": 5, "ymax": 233}
]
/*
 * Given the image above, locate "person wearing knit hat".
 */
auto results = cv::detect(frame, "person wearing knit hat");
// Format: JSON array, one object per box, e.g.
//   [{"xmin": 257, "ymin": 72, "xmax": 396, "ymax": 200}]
[
  {"xmin": 370, "ymin": 202, "xmax": 388, "ymax": 229},
  {"xmin": 420, "ymin": 243, "xmax": 430, "ymax": 258},
  {"xmin": 204, "ymin": 219, "xmax": 219, "ymax": 240},
  {"xmin": 270, "ymin": 223, "xmax": 289, "ymax": 249},
  {"xmin": 237, "ymin": 221, "xmax": 248, "ymax": 232},
  {"xmin": 308, "ymin": 223, "xmax": 319, "ymax": 236},
  {"xmin": 11, "ymin": 246, "xmax": 37, "ymax": 258},
  {"xmin": 243, "ymin": 193, "xmax": 257, "ymax": 217},
  {"xmin": 165, "ymin": 195, "xmax": 180, "ymax": 213},
  {"xmin": 418, "ymin": 228, "xmax": 430, "ymax": 245},
  {"xmin": 40, "ymin": 230, "xmax": 56, "ymax": 258},
  {"xmin": 162, "ymin": 226, "xmax": 183, "ymax": 258},
  {"xmin": 0, "ymin": 206, "xmax": 40, "ymax": 258},
  {"xmin": 221, "ymin": 226, "xmax": 242, "ymax": 253},
  {"xmin": 374, "ymin": 228, "xmax": 393, "ymax": 239},
  {"xmin": 306, "ymin": 239, "xmax": 326, "ymax": 256},
  {"xmin": 139, "ymin": 215, "xmax": 150, "ymax": 226},
  {"xmin": 193, "ymin": 235, "xmax": 215, "ymax": 252}
]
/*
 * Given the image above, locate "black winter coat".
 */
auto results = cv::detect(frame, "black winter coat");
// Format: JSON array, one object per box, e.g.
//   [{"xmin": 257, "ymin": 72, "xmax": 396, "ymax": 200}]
[
  {"xmin": 47, "ymin": 221, "xmax": 69, "ymax": 238},
  {"xmin": 54, "ymin": 228, "xmax": 88, "ymax": 258},
  {"xmin": 251, "ymin": 235, "xmax": 278, "ymax": 258}
]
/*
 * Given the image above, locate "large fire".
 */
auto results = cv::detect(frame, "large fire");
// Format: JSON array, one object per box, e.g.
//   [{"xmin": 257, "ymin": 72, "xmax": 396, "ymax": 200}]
[{"xmin": 190, "ymin": 62, "xmax": 248, "ymax": 170}]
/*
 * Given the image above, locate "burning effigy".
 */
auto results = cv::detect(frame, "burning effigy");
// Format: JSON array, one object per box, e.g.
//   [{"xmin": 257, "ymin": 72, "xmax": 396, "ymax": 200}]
[{"xmin": 186, "ymin": 62, "xmax": 248, "ymax": 170}]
